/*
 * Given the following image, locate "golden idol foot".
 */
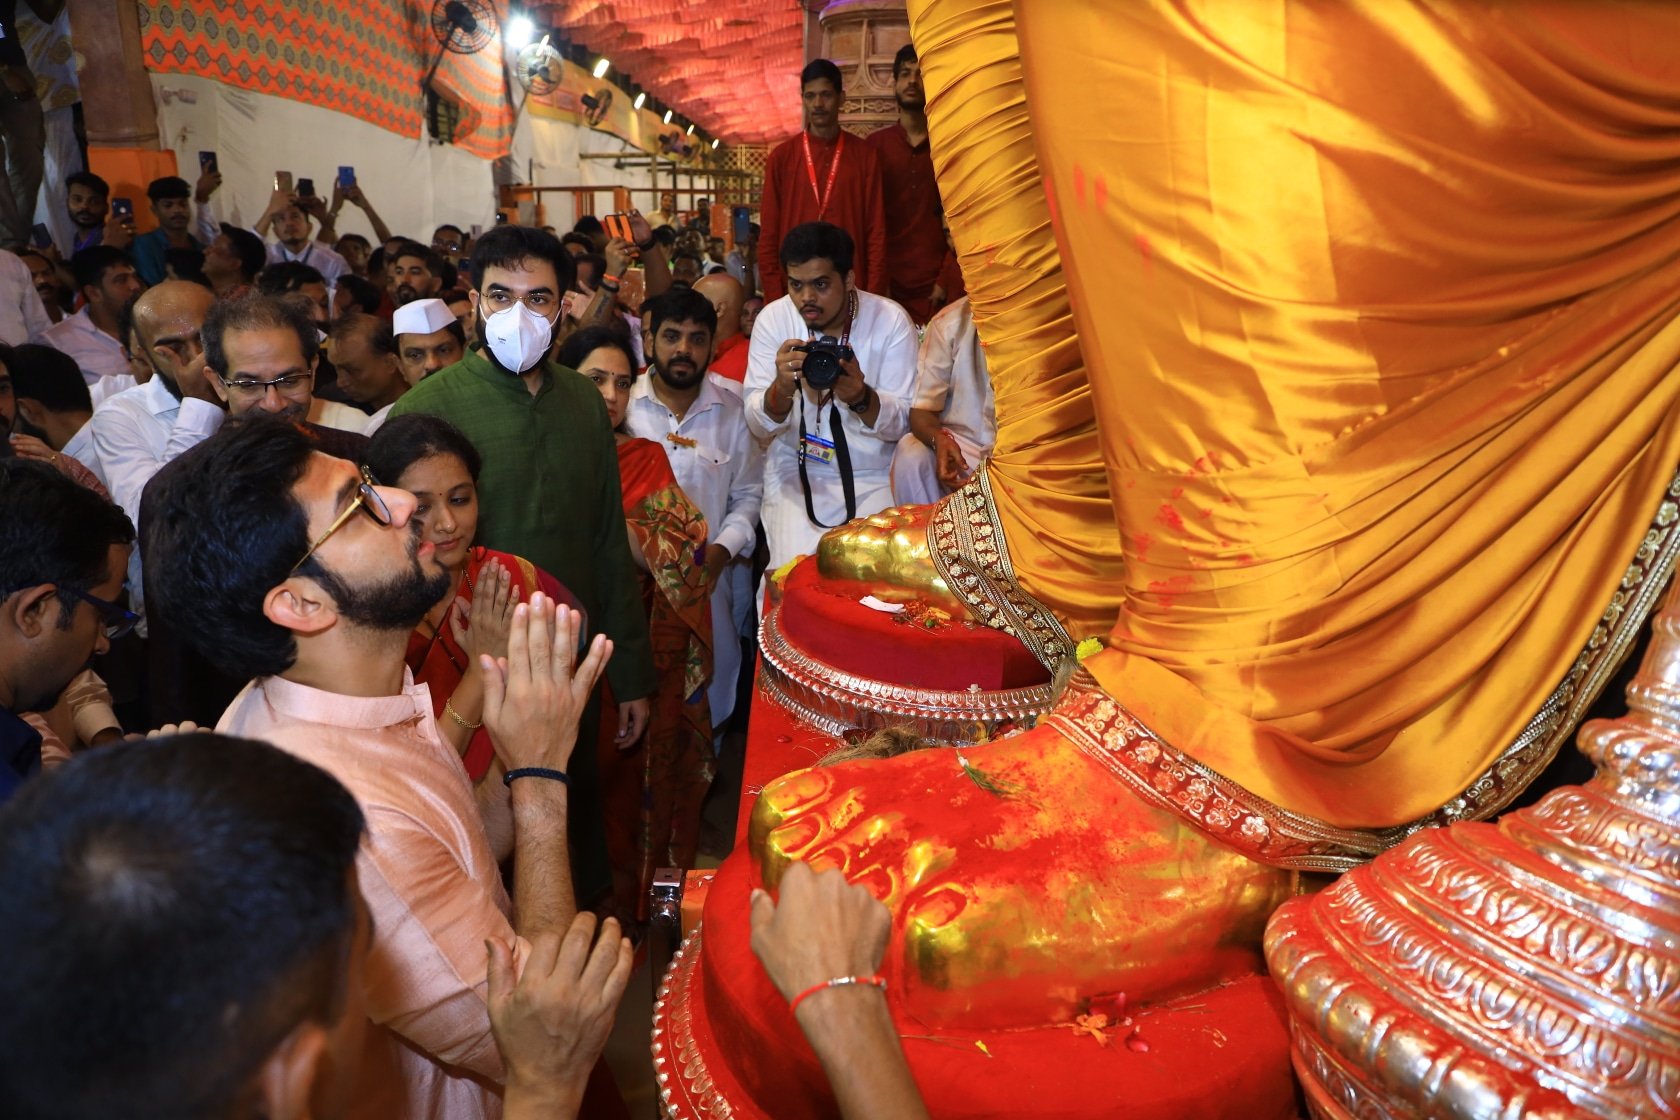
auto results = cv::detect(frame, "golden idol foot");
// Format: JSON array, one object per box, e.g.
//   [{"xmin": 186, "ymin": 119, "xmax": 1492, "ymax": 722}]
[
  {"xmin": 816, "ymin": 502, "xmax": 972, "ymax": 617},
  {"xmin": 749, "ymin": 717, "xmax": 1295, "ymax": 1030}
]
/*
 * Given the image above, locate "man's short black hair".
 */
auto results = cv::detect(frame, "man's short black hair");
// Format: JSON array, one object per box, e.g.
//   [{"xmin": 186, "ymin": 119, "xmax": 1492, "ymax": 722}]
[
  {"xmin": 556, "ymin": 323, "xmax": 637, "ymax": 375},
  {"xmin": 336, "ymin": 232, "xmax": 371, "ymax": 251},
  {"xmin": 467, "ymin": 224, "xmax": 575, "ymax": 295},
  {"xmin": 365, "ymin": 412, "xmax": 483, "ymax": 490},
  {"xmin": 433, "ymin": 223, "xmax": 465, "ymax": 241},
  {"xmin": 65, "ymin": 170, "xmax": 108, "ymax": 197},
  {"xmin": 336, "ymin": 273, "xmax": 383, "ymax": 315},
  {"xmin": 328, "ymin": 311, "xmax": 395, "ymax": 356},
  {"xmin": 256, "ymin": 260, "xmax": 327, "ymax": 297},
  {"xmin": 69, "ymin": 245, "xmax": 132, "ymax": 293},
  {"xmin": 390, "ymin": 238, "xmax": 447, "ymax": 279},
  {"xmin": 652, "ymin": 225, "xmax": 677, "ymax": 249},
  {"xmin": 9, "ymin": 344, "xmax": 92, "ymax": 415},
  {"xmin": 671, "ymin": 249, "xmax": 704, "ymax": 276},
  {"xmin": 220, "ymin": 223, "xmax": 268, "ymax": 282},
  {"xmin": 0, "ymin": 733, "xmax": 364, "ymax": 1120},
  {"xmin": 117, "ymin": 292, "xmax": 142, "ymax": 353},
  {"xmin": 164, "ymin": 247, "xmax": 211, "ymax": 289},
  {"xmin": 203, "ymin": 292, "xmax": 320, "ymax": 381},
  {"xmin": 143, "ymin": 419, "xmax": 320, "ymax": 677},
  {"xmin": 0, "ymin": 459, "xmax": 134, "ymax": 630},
  {"xmin": 572, "ymin": 215, "xmax": 605, "ymax": 239},
  {"xmin": 643, "ymin": 286, "xmax": 718, "ymax": 339},
  {"xmin": 146, "ymin": 176, "xmax": 192, "ymax": 202},
  {"xmin": 780, "ymin": 220, "xmax": 854, "ymax": 276},
  {"xmin": 801, "ymin": 58, "xmax": 843, "ymax": 91},
  {"xmin": 893, "ymin": 43, "xmax": 918, "ymax": 78},
  {"xmin": 559, "ymin": 232, "xmax": 594, "ymax": 255}
]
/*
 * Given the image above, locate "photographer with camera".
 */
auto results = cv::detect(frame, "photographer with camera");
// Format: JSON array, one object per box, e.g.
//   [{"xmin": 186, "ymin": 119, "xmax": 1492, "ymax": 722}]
[{"xmin": 745, "ymin": 221, "xmax": 918, "ymax": 569}]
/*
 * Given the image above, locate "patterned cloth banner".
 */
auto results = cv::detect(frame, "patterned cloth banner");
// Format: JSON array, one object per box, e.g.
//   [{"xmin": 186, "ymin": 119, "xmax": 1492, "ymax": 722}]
[{"xmin": 137, "ymin": 0, "xmax": 515, "ymax": 160}]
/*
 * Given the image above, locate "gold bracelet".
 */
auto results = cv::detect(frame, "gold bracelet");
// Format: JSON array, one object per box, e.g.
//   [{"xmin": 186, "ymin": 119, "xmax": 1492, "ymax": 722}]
[{"xmin": 443, "ymin": 699, "xmax": 481, "ymax": 731}]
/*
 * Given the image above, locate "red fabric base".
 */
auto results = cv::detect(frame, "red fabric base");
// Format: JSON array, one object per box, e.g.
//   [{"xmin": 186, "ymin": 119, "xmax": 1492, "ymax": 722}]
[
  {"xmin": 663, "ymin": 857, "xmax": 1298, "ymax": 1120},
  {"xmin": 777, "ymin": 559, "xmax": 1049, "ymax": 692}
]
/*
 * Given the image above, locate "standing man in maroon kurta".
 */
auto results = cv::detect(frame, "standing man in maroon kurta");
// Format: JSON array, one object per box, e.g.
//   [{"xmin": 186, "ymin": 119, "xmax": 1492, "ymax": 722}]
[
  {"xmin": 866, "ymin": 45, "xmax": 952, "ymax": 325},
  {"xmin": 758, "ymin": 59, "xmax": 888, "ymax": 302}
]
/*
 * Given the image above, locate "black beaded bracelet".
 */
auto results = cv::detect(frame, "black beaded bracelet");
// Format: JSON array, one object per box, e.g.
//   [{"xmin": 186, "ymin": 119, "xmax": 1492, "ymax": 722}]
[{"xmin": 503, "ymin": 767, "xmax": 569, "ymax": 787}]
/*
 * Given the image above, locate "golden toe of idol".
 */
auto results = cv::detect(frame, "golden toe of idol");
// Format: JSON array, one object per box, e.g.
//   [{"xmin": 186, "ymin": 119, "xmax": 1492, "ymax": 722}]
[
  {"xmin": 817, "ymin": 503, "xmax": 972, "ymax": 617},
  {"xmin": 749, "ymin": 721, "xmax": 1296, "ymax": 1029}
]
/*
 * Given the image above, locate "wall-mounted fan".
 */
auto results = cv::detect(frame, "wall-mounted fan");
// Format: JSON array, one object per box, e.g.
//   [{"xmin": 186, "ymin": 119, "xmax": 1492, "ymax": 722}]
[
  {"xmin": 517, "ymin": 36, "xmax": 563, "ymax": 96},
  {"xmin": 431, "ymin": 0, "xmax": 498, "ymax": 55}
]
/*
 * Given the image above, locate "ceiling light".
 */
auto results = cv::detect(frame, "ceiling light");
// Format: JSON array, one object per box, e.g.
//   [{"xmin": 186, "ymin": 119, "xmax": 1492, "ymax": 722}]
[
  {"xmin": 686, "ymin": 124, "xmax": 695, "ymax": 136},
  {"xmin": 634, "ymin": 92, "xmax": 646, "ymax": 110},
  {"xmin": 592, "ymin": 57, "xmax": 610, "ymax": 79},
  {"xmin": 664, "ymin": 110, "xmax": 673, "ymax": 124},
  {"xmin": 711, "ymin": 138, "xmax": 720, "ymax": 150},
  {"xmin": 505, "ymin": 15, "xmax": 534, "ymax": 49}
]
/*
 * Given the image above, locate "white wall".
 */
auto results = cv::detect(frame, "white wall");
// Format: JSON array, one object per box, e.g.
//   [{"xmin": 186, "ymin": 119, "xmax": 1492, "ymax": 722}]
[{"xmin": 148, "ymin": 72, "xmax": 498, "ymax": 244}]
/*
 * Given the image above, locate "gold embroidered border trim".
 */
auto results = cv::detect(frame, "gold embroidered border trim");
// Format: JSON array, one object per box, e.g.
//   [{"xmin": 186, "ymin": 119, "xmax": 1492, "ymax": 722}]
[
  {"xmin": 1048, "ymin": 467, "xmax": 1680, "ymax": 871},
  {"xmin": 928, "ymin": 465, "xmax": 1075, "ymax": 674}
]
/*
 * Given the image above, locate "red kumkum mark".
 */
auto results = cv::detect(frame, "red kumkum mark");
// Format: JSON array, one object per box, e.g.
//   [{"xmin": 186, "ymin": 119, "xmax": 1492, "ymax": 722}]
[
  {"xmin": 1156, "ymin": 503, "xmax": 1185, "ymax": 532},
  {"xmin": 1093, "ymin": 175, "xmax": 1108, "ymax": 212},
  {"xmin": 1072, "ymin": 164, "xmax": 1087, "ymax": 208}
]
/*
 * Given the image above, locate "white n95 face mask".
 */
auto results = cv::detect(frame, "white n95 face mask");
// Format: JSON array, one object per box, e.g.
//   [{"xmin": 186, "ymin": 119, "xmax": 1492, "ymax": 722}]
[{"xmin": 483, "ymin": 301, "xmax": 556, "ymax": 374}]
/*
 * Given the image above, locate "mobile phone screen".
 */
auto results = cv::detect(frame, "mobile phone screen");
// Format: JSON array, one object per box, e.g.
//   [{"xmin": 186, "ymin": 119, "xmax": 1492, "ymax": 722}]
[
  {"xmin": 297, "ymin": 178, "xmax": 316, "ymax": 198},
  {"xmin": 112, "ymin": 198, "xmax": 134, "ymax": 220},
  {"xmin": 30, "ymin": 222, "xmax": 51, "ymax": 248},
  {"xmin": 274, "ymin": 171, "xmax": 294, "ymax": 194},
  {"xmin": 338, "ymin": 166, "xmax": 355, "ymax": 189},
  {"xmin": 199, "ymin": 150, "xmax": 218, "ymax": 174}
]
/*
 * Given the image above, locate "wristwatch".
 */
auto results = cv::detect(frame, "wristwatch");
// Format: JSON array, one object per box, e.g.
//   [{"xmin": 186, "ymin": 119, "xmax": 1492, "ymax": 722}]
[{"xmin": 847, "ymin": 386, "xmax": 875, "ymax": 414}]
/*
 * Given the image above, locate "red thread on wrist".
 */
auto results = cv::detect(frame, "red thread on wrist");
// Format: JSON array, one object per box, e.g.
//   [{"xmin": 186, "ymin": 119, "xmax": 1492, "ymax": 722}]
[{"xmin": 788, "ymin": 974, "xmax": 888, "ymax": 1016}]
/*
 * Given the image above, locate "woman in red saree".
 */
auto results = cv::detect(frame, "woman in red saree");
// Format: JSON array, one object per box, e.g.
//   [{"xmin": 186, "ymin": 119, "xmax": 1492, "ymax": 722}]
[
  {"xmin": 365, "ymin": 412, "xmax": 583, "ymax": 784},
  {"xmin": 561, "ymin": 326, "xmax": 715, "ymax": 922}
]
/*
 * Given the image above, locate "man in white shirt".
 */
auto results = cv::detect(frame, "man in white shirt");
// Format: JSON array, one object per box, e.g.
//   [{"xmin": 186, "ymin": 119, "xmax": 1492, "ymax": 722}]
[
  {"xmin": 43, "ymin": 246, "xmax": 145, "ymax": 408},
  {"xmin": 254, "ymin": 188, "xmax": 349, "ymax": 287},
  {"xmin": 623, "ymin": 288, "xmax": 764, "ymax": 729},
  {"xmin": 7, "ymin": 344, "xmax": 104, "ymax": 487},
  {"xmin": 328, "ymin": 312, "xmax": 406, "ymax": 435},
  {"xmin": 890, "ymin": 296, "xmax": 997, "ymax": 505},
  {"xmin": 89, "ymin": 281, "xmax": 223, "ymax": 619},
  {"xmin": 0, "ymin": 248, "xmax": 53, "ymax": 347},
  {"xmin": 744, "ymin": 221, "xmax": 918, "ymax": 569}
]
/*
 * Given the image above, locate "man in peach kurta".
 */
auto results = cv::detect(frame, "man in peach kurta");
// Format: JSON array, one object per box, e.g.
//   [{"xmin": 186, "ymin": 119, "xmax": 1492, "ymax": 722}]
[{"xmin": 142, "ymin": 404, "xmax": 613, "ymax": 1119}]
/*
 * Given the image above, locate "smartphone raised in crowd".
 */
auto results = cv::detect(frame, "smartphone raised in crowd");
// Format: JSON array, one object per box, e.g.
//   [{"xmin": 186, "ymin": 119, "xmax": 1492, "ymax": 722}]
[
  {"xmin": 732, "ymin": 205, "xmax": 750, "ymax": 247},
  {"xmin": 29, "ymin": 223, "xmax": 51, "ymax": 249},
  {"xmin": 602, "ymin": 212, "xmax": 634, "ymax": 243},
  {"xmin": 338, "ymin": 165, "xmax": 355, "ymax": 190},
  {"xmin": 111, "ymin": 197, "xmax": 134, "ymax": 221},
  {"xmin": 199, "ymin": 150, "xmax": 218, "ymax": 175},
  {"xmin": 297, "ymin": 177, "xmax": 316, "ymax": 198},
  {"xmin": 274, "ymin": 170, "xmax": 294, "ymax": 194}
]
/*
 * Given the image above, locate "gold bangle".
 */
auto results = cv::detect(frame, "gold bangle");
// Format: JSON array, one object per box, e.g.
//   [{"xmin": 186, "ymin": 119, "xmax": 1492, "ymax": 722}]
[{"xmin": 443, "ymin": 699, "xmax": 481, "ymax": 731}]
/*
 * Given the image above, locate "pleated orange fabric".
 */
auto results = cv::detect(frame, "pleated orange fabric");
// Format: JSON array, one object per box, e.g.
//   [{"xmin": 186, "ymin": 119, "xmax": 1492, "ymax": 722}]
[
  {"xmin": 1003, "ymin": 1, "xmax": 1680, "ymax": 826},
  {"xmin": 907, "ymin": 0, "xmax": 1127, "ymax": 642}
]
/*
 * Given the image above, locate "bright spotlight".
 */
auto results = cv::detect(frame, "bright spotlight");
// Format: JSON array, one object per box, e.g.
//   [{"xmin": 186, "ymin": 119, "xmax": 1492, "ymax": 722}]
[
  {"xmin": 664, "ymin": 109, "xmax": 673, "ymax": 124},
  {"xmin": 505, "ymin": 15, "xmax": 535, "ymax": 49},
  {"xmin": 634, "ymin": 92, "xmax": 646, "ymax": 110},
  {"xmin": 711, "ymin": 138, "xmax": 720, "ymax": 150},
  {"xmin": 592, "ymin": 57, "xmax": 610, "ymax": 79},
  {"xmin": 686, "ymin": 123, "xmax": 695, "ymax": 136}
]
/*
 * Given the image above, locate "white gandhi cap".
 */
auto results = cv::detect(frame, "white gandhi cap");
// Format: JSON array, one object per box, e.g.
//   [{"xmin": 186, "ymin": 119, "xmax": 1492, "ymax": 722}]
[{"xmin": 392, "ymin": 298, "xmax": 456, "ymax": 338}]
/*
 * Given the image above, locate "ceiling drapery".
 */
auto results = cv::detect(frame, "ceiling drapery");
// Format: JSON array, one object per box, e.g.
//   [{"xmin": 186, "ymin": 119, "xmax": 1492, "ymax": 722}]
[{"xmin": 535, "ymin": 1, "xmax": 806, "ymax": 144}]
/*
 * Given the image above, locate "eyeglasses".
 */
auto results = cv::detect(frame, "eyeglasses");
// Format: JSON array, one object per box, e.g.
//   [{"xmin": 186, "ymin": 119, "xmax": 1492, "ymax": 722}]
[
  {"xmin": 290, "ymin": 465, "xmax": 394, "ymax": 574},
  {"xmin": 56, "ymin": 585, "xmax": 140, "ymax": 641},
  {"xmin": 219, "ymin": 371, "xmax": 314, "ymax": 398},
  {"xmin": 481, "ymin": 289, "xmax": 556, "ymax": 313}
]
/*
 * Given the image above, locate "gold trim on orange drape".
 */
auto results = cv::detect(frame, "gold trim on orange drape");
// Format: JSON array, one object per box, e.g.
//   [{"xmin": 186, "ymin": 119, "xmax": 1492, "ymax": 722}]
[
  {"xmin": 907, "ymin": 0, "xmax": 1126, "ymax": 645},
  {"xmin": 1011, "ymin": 1, "xmax": 1680, "ymax": 828}
]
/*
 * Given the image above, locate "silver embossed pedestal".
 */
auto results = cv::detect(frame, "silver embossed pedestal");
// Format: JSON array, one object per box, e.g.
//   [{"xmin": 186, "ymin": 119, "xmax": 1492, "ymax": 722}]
[{"xmin": 1264, "ymin": 603, "xmax": 1680, "ymax": 1119}]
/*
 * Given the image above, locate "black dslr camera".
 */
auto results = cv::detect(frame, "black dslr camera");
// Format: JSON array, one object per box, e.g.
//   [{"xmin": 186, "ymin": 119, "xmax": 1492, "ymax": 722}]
[{"xmin": 794, "ymin": 338, "xmax": 854, "ymax": 390}]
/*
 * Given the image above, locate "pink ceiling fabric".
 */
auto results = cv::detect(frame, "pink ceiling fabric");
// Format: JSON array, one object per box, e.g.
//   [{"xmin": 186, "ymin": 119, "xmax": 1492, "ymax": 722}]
[{"xmin": 536, "ymin": 1, "xmax": 806, "ymax": 144}]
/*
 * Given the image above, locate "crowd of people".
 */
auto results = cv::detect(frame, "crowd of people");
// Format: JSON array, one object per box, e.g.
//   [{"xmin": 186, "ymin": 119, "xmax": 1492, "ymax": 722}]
[{"xmin": 0, "ymin": 41, "xmax": 975, "ymax": 1120}]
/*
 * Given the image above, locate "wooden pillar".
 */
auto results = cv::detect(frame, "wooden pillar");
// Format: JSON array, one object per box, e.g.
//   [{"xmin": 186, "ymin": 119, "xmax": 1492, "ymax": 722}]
[{"xmin": 67, "ymin": 0, "xmax": 178, "ymax": 224}]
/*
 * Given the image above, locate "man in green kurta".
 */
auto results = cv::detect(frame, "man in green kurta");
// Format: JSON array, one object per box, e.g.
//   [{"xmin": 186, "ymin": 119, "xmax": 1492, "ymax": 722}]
[{"xmin": 387, "ymin": 225, "xmax": 655, "ymax": 904}]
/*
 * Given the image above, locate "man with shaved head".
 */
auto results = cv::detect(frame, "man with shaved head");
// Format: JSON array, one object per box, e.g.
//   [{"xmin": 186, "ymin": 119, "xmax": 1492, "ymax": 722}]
[{"xmin": 694, "ymin": 271, "xmax": 749, "ymax": 387}]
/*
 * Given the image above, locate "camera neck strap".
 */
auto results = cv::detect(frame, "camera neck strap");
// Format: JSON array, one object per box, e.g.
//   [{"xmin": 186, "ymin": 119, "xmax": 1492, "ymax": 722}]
[{"xmin": 797, "ymin": 289, "xmax": 860, "ymax": 529}]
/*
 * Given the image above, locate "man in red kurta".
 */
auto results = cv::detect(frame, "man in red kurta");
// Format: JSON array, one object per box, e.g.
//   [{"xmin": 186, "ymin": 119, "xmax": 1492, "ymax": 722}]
[
  {"xmin": 758, "ymin": 59, "xmax": 888, "ymax": 302},
  {"xmin": 866, "ymin": 45, "xmax": 952, "ymax": 325}
]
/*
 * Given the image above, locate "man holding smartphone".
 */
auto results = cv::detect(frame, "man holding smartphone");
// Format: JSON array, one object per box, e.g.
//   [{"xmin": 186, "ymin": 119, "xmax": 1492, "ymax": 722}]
[{"xmin": 255, "ymin": 178, "xmax": 351, "ymax": 287}]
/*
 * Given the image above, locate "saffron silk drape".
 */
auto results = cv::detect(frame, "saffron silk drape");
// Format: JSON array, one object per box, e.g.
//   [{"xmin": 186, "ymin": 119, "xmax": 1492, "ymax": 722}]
[{"xmin": 918, "ymin": 0, "xmax": 1680, "ymax": 829}]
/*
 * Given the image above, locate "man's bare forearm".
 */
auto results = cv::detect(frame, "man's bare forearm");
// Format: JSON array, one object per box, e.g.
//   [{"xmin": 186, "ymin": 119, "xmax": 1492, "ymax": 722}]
[
  {"xmin": 798, "ymin": 990, "xmax": 929, "ymax": 1120},
  {"xmin": 509, "ymin": 780, "xmax": 574, "ymax": 936}
]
